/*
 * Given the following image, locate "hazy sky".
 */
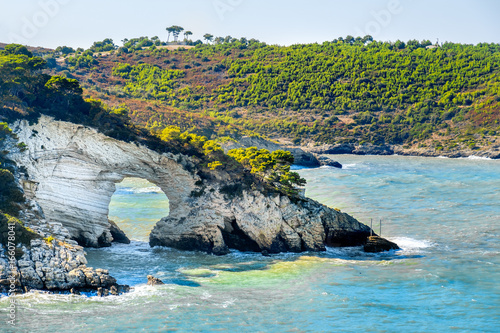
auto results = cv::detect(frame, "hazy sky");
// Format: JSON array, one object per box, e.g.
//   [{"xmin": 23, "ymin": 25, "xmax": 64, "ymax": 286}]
[{"xmin": 1, "ymin": 0, "xmax": 499, "ymax": 49}]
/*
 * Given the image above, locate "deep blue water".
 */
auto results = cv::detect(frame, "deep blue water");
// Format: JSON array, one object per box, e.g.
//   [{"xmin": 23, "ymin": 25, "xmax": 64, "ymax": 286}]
[{"xmin": 1, "ymin": 155, "xmax": 499, "ymax": 332}]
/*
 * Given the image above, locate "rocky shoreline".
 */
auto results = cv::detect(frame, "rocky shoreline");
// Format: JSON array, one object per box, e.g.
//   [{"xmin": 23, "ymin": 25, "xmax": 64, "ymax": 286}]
[
  {"xmin": 223, "ymin": 137, "xmax": 499, "ymax": 173},
  {"xmin": 0, "ymin": 237, "xmax": 130, "ymax": 296},
  {"xmin": 300, "ymin": 142, "xmax": 500, "ymax": 159}
]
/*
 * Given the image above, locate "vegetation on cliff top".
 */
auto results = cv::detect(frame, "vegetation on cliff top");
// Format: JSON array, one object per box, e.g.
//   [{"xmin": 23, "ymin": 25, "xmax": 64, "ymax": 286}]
[{"xmin": 40, "ymin": 35, "xmax": 500, "ymax": 153}]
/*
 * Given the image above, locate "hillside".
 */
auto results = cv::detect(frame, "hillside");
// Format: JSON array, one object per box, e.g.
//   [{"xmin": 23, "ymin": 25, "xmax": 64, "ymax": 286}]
[{"xmin": 4, "ymin": 36, "xmax": 500, "ymax": 156}]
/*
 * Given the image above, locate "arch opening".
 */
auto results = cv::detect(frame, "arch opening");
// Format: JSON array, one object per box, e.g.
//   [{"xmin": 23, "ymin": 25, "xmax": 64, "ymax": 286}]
[{"xmin": 108, "ymin": 177, "xmax": 170, "ymax": 243}]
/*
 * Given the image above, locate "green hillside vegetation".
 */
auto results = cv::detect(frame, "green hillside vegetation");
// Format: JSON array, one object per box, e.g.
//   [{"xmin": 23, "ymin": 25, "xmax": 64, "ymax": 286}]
[{"xmin": 46, "ymin": 36, "xmax": 500, "ymax": 152}]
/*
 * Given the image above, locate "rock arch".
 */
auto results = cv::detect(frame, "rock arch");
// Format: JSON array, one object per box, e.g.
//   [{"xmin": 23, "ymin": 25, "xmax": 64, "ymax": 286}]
[
  {"xmin": 11, "ymin": 116, "xmax": 198, "ymax": 247},
  {"xmin": 9, "ymin": 116, "xmax": 372, "ymax": 255}
]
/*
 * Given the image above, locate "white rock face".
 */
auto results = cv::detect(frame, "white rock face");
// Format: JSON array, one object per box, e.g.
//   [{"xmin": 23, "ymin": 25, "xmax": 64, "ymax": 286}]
[
  {"xmin": 8, "ymin": 116, "xmax": 198, "ymax": 247},
  {"xmin": 7, "ymin": 116, "xmax": 371, "ymax": 256}
]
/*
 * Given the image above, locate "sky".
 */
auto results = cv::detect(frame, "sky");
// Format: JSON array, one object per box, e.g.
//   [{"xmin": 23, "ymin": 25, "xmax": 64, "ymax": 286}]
[{"xmin": 0, "ymin": 0, "xmax": 499, "ymax": 49}]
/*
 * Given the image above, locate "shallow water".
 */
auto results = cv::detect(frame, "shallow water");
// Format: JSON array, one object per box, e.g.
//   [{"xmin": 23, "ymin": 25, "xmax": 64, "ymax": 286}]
[{"xmin": 1, "ymin": 155, "xmax": 499, "ymax": 332}]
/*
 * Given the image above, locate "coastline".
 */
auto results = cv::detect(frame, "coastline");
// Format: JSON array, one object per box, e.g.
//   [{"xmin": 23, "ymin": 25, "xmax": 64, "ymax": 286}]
[
  {"xmin": 221, "ymin": 135, "xmax": 499, "ymax": 170},
  {"xmin": 298, "ymin": 142, "xmax": 500, "ymax": 160}
]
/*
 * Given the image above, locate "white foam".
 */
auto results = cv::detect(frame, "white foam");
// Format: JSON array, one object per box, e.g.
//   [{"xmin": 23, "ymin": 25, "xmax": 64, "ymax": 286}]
[
  {"xmin": 325, "ymin": 246, "xmax": 365, "ymax": 257},
  {"xmin": 465, "ymin": 155, "xmax": 493, "ymax": 160},
  {"xmin": 390, "ymin": 237, "xmax": 434, "ymax": 251},
  {"xmin": 342, "ymin": 163, "xmax": 357, "ymax": 169},
  {"xmin": 89, "ymin": 240, "xmax": 152, "ymax": 255},
  {"xmin": 120, "ymin": 186, "xmax": 164, "ymax": 194}
]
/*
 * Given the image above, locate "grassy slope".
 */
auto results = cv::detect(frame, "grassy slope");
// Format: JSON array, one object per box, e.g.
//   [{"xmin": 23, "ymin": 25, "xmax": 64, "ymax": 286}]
[{"xmin": 31, "ymin": 39, "xmax": 500, "ymax": 156}]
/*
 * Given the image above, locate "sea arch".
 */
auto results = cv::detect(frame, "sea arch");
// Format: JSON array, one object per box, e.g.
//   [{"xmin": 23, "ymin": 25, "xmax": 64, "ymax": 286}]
[{"xmin": 13, "ymin": 116, "xmax": 199, "ymax": 247}]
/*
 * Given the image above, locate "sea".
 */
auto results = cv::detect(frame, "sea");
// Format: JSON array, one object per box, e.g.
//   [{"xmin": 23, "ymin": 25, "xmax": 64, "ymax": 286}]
[{"xmin": 1, "ymin": 155, "xmax": 499, "ymax": 332}]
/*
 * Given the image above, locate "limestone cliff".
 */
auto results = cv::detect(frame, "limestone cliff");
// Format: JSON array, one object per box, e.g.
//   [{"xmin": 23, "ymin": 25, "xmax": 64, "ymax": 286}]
[
  {"xmin": 0, "ymin": 238, "xmax": 119, "ymax": 293},
  {"xmin": 7, "ymin": 115, "xmax": 198, "ymax": 248},
  {"xmin": 1, "ymin": 116, "xmax": 373, "ymax": 291}
]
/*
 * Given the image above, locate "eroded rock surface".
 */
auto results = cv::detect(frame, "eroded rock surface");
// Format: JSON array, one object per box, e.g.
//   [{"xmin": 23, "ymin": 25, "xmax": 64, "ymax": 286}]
[
  {"xmin": 147, "ymin": 275, "xmax": 164, "ymax": 286},
  {"xmin": 316, "ymin": 155, "xmax": 342, "ymax": 168},
  {"xmin": 150, "ymin": 191, "xmax": 371, "ymax": 255}
]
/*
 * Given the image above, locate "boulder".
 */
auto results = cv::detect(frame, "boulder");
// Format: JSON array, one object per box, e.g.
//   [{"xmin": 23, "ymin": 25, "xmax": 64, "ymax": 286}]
[
  {"xmin": 109, "ymin": 220, "xmax": 130, "ymax": 244},
  {"xmin": 316, "ymin": 155, "xmax": 342, "ymax": 168},
  {"xmin": 363, "ymin": 236, "xmax": 400, "ymax": 253},
  {"xmin": 147, "ymin": 275, "xmax": 164, "ymax": 286}
]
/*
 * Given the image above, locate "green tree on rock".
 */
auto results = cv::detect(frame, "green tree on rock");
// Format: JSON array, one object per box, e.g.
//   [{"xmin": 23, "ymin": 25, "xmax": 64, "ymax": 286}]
[{"xmin": 228, "ymin": 147, "xmax": 306, "ymax": 195}]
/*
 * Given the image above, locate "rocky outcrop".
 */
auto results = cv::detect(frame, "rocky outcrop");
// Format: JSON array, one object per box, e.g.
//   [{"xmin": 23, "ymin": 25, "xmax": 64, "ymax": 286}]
[
  {"xmin": 8, "ymin": 115, "xmax": 198, "ymax": 248},
  {"xmin": 363, "ymin": 236, "xmax": 400, "ymax": 253},
  {"xmin": 353, "ymin": 144, "xmax": 394, "ymax": 155},
  {"xmin": 221, "ymin": 136, "xmax": 321, "ymax": 167},
  {"xmin": 304, "ymin": 142, "xmax": 500, "ymax": 159},
  {"xmin": 392, "ymin": 145, "xmax": 500, "ymax": 159},
  {"xmin": 150, "ymin": 191, "xmax": 371, "ymax": 255},
  {"xmin": 109, "ymin": 220, "xmax": 130, "ymax": 244},
  {"xmin": 6, "ymin": 116, "xmax": 372, "ymax": 256},
  {"xmin": 147, "ymin": 275, "xmax": 164, "ymax": 286},
  {"xmin": 316, "ymin": 156, "xmax": 342, "ymax": 168},
  {"xmin": 304, "ymin": 143, "xmax": 393, "ymax": 155},
  {"xmin": 0, "ymin": 238, "xmax": 127, "ymax": 294}
]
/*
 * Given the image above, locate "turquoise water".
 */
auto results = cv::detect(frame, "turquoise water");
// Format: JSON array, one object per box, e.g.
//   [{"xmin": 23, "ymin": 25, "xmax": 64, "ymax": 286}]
[
  {"xmin": 1, "ymin": 155, "xmax": 499, "ymax": 332},
  {"xmin": 108, "ymin": 177, "xmax": 170, "ymax": 242}
]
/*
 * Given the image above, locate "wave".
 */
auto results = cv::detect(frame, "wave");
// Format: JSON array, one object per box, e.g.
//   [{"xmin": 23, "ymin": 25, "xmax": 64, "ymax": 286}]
[
  {"xmin": 87, "ymin": 240, "xmax": 153, "ymax": 255},
  {"xmin": 117, "ymin": 186, "xmax": 165, "ymax": 194},
  {"xmin": 323, "ymin": 236, "xmax": 434, "ymax": 259},
  {"xmin": 0, "ymin": 283, "xmax": 171, "ymax": 305},
  {"xmin": 464, "ymin": 155, "xmax": 493, "ymax": 160},
  {"xmin": 390, "ymin": 237, "xmax": 434, "ymax": 253},
  {"xmin": 342, "ymin": 163, "xmax": 357, "ymax": 169},
  {"xmin": 291, "ymin": 165, "xmax": 310, "ymax": 170}
]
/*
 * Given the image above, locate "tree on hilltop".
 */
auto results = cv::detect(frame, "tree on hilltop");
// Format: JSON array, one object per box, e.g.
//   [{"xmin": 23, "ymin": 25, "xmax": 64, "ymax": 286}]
[
  {"xmin": 183, "ymin": 31, "xmax": 193, "ymax": 41},
  {"xmin": 203, "ymin": 33, "xmax": 214, "ymax": 44},
  {"xmin": 362, "ymin": 35, "xmax": 374, "ymax": 44},
  {"xmin": 55, "ymin": 46, "xmax": 75, "ymax": 56},
  {"xmin": 166, "ymin": 25, "xmax": 184, "ymax": 43}
]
